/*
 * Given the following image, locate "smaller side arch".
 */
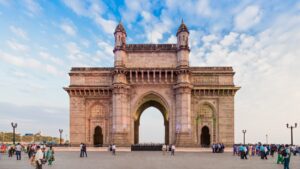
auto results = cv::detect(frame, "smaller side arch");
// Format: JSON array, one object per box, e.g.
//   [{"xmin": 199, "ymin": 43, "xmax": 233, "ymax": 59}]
[
  {"xmin": 201, "ymin": 126, "xmax": 210, "ymax": 147},
  {"xmin": 94, "ymin": 126, "xmax": 103, "ymax": 146}
]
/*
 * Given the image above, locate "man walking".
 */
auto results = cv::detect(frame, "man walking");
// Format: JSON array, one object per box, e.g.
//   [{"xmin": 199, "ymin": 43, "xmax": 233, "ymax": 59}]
[
  {"xmin": 35, "ymin": 146, "xmax": 44, "ymax": 169},
  {"xmin": 283, "ymin": 145, "xmax": 291, "ymax": 169},
  {"xmin": 15, "ymin": 143, "xmax": 22, "ymax": 160}
]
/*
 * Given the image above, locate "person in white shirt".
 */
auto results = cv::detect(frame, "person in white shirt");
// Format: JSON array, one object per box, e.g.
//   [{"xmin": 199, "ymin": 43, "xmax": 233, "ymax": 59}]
[
  {"xmin": 15, "ymin": 143, "xmax": 22, "ymax": 160},
  {"xmin": 35, "ymin": 146, "xmax": 44, "ymax": 169},
  {"xmin": 162, "ymin": 144, "xmax": 167, "ymax": 155},
  {"xmin": 171, "ymin": 144, "xmax": 175, "ymax": 156},
  {"xmin": 79, "ymin": 143, "xmax": 83, "ymax": 157},
  {"xmin": 112, "ymin": 144, "xmax": 116, "ymax": 155}
]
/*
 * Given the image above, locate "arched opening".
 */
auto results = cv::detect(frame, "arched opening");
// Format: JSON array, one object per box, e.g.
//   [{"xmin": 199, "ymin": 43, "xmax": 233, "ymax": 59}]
[
  {"xmin": 201, "ymin": 126, "xmax": 210, "ymax": 147},
  {"xmin": 139, "ymin": 107, "xmax": 165, "ymax": 143},
  {"xmin": 94, "ymin": 126, "xmax": 103, "ymax": 146},
  {"xmin": 134, "ymin": 93, "xmax": 169, "ymax": 145}
]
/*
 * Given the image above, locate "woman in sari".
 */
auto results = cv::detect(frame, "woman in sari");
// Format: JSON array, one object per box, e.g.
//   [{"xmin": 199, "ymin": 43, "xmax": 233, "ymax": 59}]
[{"xmin": 46, "ymin": 146, "xmax": 55, "ymax": 165}]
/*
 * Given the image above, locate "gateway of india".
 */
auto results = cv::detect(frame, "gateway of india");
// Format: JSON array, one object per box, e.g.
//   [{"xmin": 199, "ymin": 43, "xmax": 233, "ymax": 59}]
[{"xmin": 64, "ymin": 21, "xmax": 240, "ymax": 147}]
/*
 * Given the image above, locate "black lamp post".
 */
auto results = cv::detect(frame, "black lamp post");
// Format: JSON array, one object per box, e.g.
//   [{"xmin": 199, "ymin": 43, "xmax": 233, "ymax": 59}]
[
  {"xmin": 59, "ymin": 129, "xmax": 63, "ymax": 145},
  {"xmin": 286, "ymin": 123, "xmax": 297, "ymax": 146},
  {"xmin": 11, "ymin": 122, "xmax": 17, "ymax": 145},
  {"xmin": 242, "ymin": 130, "xmax": 246, "ymax": 145}
]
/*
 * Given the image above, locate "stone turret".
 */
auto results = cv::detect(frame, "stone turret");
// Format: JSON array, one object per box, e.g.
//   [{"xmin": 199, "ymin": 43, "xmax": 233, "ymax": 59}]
[
  {"xmin": 113, "ymin": 22, "xmax": 127, "ymax": 67},
  {"xmin": 176, "ymin": 19, "xmax": 190, "ymax": 67}
]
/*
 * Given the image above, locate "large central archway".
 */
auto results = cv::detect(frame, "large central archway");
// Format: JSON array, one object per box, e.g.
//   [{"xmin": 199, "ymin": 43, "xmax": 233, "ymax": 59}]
[{"xmin": 134, "ymin": 92, "xmax": 169, "ymax": 144}]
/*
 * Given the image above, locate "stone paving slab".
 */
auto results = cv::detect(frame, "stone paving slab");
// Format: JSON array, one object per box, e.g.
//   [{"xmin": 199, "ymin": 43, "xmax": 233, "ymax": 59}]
[{"xmin": 0, "ymin": 151, "xmax": 299, "ymax": 169}]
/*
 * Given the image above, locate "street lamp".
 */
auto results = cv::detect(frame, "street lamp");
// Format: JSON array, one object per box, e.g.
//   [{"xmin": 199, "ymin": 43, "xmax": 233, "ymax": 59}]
[
  {"xmin": 242, "ymin": 130, "xmax": 246, "ymax": 145},
  {"xmin": 266, "ymin": 134, "xmax": 268, "ymax": 144},
  {"xmin": 286, "ymin": 123, "xmax": 297, "ymax": 145},
  {"xmin": 59, "ymin": 129, "xmax": 63, "ymax": 145},
  {"xmin": 11, "ymin": 122, "xmax": 17, "ymax": 145}
]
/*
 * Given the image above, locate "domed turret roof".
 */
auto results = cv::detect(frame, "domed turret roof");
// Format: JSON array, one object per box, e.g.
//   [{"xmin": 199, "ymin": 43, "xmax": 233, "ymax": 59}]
[
  {"xmin": 114, "ymin": 22, "xmax": 126, "ymax": 35},
  {"xmin": 176, "ymin": 19, "xmax": 189, "ymax": 36}
]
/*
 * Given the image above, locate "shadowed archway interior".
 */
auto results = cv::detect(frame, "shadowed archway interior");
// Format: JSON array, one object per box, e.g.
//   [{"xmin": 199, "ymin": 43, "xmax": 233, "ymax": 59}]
[
  {"xmin": 201, "ymin": 126, "xmax": 210, "ymax": 147},
  {"xmin": 94, "ymin": 126, "xmax": 103, "ymax": 146},
  {"xmin": 134, "ymin": 94, "xmax": 169, "ymax": 144}
]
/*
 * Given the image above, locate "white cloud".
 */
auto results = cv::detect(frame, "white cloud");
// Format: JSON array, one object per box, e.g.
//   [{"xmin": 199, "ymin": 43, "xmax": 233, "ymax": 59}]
[
  {"xmin": 39, "ymin": 51, "xmax": 64, "ymax": 66},
  {"xmin": 23, "ymin": 0, "xmax": 42, "ymax": 15},
  {"xmin": 60, "ymin": 20, "xmax": 77, "ymax": 36},
  {"xmin": 235, "ymin": 5, "xmax": 262, "ymax": 31},
  {"xmin": 166, "ymin": 35, "xmax": 176, "ymax": 43},
  {"xmin": 10, "ymin": 25, "xmax": 28, "ymax": 39},
  {"xmin": 65, "ymin": 42, "xmax": 97, "ymax": 66},
  {"xmin": 220, "ymin": 32, "xmax": 239, "ymax": 47},
  {"xmin": 65, "ymin": 42, "xmax": 81, "ymax": 57},
  {"xmin": 62, "ymin": 0, "xmax": 87, "ymax": 16},
  {"xmin": 13, "ymin": 71, "xmax": 28, "ymax": 78},
  {"xmin": 0, "ymin": 50, "xmax": 63, "ymax": 76},
  {"xmin": 95, "ymin": 17, "xmax": 117, "ymax": 34},
  {"xmin": 63, "ymin": 0, "xmax": 115, "ymax": 34},
  {"xmin": 195, "ymin": 0, "xmax": 212, "ymax": 16},
  {"xmin": 121, "ymin": 0, "xmax": 151, "ymax": 23},
  {"xmin": 202, "ymin": 34, "xmax": 218, "ymax": 43},
  {"xmin": 6, "ymin": 40, "xmax": 29, "ymax": 52}
]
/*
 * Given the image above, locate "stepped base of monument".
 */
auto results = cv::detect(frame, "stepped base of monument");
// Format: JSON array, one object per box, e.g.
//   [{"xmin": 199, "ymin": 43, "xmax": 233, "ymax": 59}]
[{"xmin": 131, "ymin": 144, "xmax": 163, "ymax": 151}]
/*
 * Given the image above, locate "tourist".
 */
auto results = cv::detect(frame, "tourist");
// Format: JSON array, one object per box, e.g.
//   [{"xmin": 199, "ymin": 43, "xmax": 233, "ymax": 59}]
[
  {"xmin": 240, "ymin": 145, "xmax": 247, "ymax": 160},
  {"xmin": 233, "ymin": 144, "xmax": 237, "ymax": 155},
  {"xmin": 27, "ymin": 144, "xmax": 31, "ymax": 158},
  {"xmin": 263, "ymin": 145, "xmax": 268, "ymax": 159},
  {"xmin": 15, "ymin": 143, "xmax": 22, "ymax": 160},
  {"xmin": 171, "ymin": 144, "xmax": 175, "ymax": 156},
  {"xmin": 270, "ymin": 144, "xmax": 277, "ymax": 157},
  {"xmin": 108, "ymin": 144, "xmax": 112, "ymax": 152},
  {"xmin": 260, "ymin": 144, "xmax": 265, "ymax": 159},
  {"xmin": 277, "ymin": 145, "xmax": 284, "ymax": 164},
  {"xmin": 248, "ymin": 144, "xmax": 252, "ymax": 157},
  {"xmin": 212, "ymin": 143, "xmax": 216, "ymax": 153},
  {"xmin": 79, "ymin": 143, "xmax": 83, "ymax": 157},
  {"xmin": 82, "ymin": 143, "xmax": 87, "ymax": 157},
  {"xmin": 283, "ymin": 144, "xmax": 291, "ymax": 169},
  {"xmin": 8, "ymin": 145, "xmax": 13, "ymax": 157},
  {"xmin": 35, "ymin": 146, "xmax": 44, "ymax": 169},
  {"xmin": 112, "ymin": 144, "xmax": 116, "ymax": 155},
  {"xmin": 162, "ymin": 144, "xmax": 166, "ymax": 155},
  {"xmin": 251, "ymin": 145, "xmax": 255, "ymax": 156},
  {"xmin": 46, "ymin": 146, "xmax": 55, "ymax": 165}
]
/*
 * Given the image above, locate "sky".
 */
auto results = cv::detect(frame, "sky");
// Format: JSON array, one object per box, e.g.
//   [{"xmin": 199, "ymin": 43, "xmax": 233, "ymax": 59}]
[{"xmin": 0, "ymin": 0, "xmax": 299, "ymax": 144}]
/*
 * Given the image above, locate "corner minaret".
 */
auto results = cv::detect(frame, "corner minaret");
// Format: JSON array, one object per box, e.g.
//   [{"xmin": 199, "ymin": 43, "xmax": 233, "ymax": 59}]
[
  {"xmin": 176, "ymin": 19, "xmax": 190, "ymax": 67},
  {"xmin": 113, "ymin": 22, "xmax": 127, "ymax": 67},
  {"xmin": 174, "ymin": 20, "xmax": 193, "ymax": 146}
]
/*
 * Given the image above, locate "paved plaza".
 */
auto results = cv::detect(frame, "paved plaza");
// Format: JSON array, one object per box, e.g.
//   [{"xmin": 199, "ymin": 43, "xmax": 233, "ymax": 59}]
[{"xmin": 0, "ymin": 151, "xmax": 299, "ymax": 169}]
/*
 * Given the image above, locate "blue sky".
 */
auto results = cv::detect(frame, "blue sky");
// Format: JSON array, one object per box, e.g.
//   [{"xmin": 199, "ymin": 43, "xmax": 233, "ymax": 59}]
[{"xmin": 0, "ymin": 0, "xmax": 300, "ymax": 144}]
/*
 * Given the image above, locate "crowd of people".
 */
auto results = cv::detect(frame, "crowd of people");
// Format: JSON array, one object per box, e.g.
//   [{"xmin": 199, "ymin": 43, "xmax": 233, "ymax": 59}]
[
  {"xmin": 1, "ymin": 142, "xmax": 298, "ymax": 169},
  {"xmin": 0, "ymin": 143, "xmax": 55, "ymax": 169},
  {"xmin": 233, "ymin": 143, "xmax": 295, "ymax": 169},
  {"xmin": 211, "ymin": 143, "xmax": 225, "ymax": 153}
]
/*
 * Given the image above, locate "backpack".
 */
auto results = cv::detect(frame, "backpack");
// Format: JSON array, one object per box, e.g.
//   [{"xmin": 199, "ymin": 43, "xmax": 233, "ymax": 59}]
[{"xmin": 281, "ymin": 149, "xmax": 287, "ymax": 157}]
